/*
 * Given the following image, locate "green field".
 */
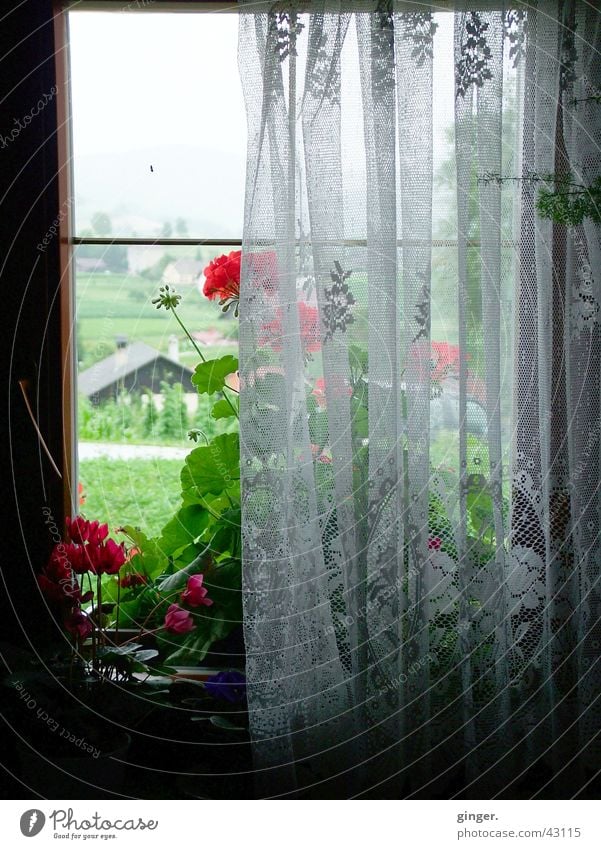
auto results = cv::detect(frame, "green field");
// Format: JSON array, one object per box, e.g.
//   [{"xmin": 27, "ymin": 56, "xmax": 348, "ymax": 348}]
[
  {"xmin": 79, "ymin": 458, "xmax": 184, "ymax": 538},
  {"xmin": 76, "ymin": 269, "xmax": 238, "ymax": 371}
]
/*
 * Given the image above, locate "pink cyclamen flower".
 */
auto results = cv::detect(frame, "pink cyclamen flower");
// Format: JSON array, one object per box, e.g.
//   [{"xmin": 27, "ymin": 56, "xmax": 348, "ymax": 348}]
[
  {"xmin": 64, "ymin": 610, "xmax": 93, "ymax": 640},
  {"xmin": 164, "ymin": 603, "xmax": 195, "ymax": 634},
  {"xmin": 66, "ymin": 516, "xmax": 109, "ymax": 546},
  {"xmin": 87, "ymin": 538, "xmax": 127, "ymax": 575},
  {"xmin": 181, "ymin": 574, "xmax": 214, "ymax": 608}
]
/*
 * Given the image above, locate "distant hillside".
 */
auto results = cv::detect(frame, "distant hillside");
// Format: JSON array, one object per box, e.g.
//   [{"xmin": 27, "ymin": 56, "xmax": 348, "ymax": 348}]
[{"xmin": 73, "ymin": 144, "xmax": 245, "ymax": 239}]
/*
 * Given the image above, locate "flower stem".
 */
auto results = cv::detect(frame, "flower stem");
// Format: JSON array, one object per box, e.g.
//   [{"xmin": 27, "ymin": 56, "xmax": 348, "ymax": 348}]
[
  {"xmin": 172, "ymin": 306, "xmax": 239, "ymax": 420},
  {"xmin": 172, "ymin": 307, "xmax": 206, "ymax": 363}
]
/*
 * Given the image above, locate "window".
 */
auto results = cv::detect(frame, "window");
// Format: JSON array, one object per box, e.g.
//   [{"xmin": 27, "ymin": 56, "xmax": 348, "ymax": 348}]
[
  {"xmin": 68, "ymin": 7, "xmax": 245, "ymax": 534},
  {"xmin": 67, "ymin": 5, "xmax": 517, "ymax": 528}
]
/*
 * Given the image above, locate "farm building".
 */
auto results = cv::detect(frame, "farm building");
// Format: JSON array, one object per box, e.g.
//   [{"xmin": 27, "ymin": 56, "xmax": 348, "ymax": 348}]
[
  {"xmin": 78, "ymin": 337, "xmax": 195, "ymax": 404},
  {"xmin": 162, "ymin": 258, "xmax": 204, "ymax": 287}
]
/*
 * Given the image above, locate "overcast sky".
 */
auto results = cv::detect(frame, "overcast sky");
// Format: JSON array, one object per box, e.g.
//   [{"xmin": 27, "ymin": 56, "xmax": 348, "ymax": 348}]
[
  {"xmin": 69, "ymin": 11, "xmax": 244, "ymax": 158},
  {"xmin": 68, "ymin": 10, "xmax": 457, "ymax": 237}
]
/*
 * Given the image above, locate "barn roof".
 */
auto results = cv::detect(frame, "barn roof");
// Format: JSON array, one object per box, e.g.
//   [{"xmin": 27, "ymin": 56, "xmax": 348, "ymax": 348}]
[{"xmin": 78, "ymin": 341, "xmax": 194, "ymax": 397}]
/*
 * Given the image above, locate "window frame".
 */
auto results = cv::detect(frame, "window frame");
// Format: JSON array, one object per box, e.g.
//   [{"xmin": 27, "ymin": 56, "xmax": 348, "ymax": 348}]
[{"xmin": 56, "ymin": 0, "xmax": 514, "ymax": 516}]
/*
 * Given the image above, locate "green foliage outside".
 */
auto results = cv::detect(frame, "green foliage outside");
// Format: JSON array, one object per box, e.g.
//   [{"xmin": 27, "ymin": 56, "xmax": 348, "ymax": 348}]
[
  {"xmin": 76, "ymin": 267, "xmax": 237, "ymax": 373},
  {"xmin": 79, "ymin": 458, "xmax": 183, "ymax": 539},
  {"xmin": 78, "ymin": 390, "xmax": 236, "ymax": 446}
]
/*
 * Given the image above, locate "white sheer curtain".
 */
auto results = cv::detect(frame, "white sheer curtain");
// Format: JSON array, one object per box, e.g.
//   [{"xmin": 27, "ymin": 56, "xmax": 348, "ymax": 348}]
[{"xmin": 237, "ymin": 0, "xmax": 601, "ymax": 798}]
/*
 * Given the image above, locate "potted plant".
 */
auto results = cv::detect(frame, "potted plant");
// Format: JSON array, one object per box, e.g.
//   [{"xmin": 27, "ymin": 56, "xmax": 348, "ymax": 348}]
[{"xmin": 2, "ymin": 517, "xmax": 179, "ymax": 798}]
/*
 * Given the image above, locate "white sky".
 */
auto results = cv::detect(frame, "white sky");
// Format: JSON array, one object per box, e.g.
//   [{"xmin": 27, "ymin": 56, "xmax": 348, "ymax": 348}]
[
  {"xmin": 69, "ymin": 11, "xmax": 244, "ymax": 157},
  {"xmin": 68, "ymin": 10, "xmax": 456, "ymax": 237}
]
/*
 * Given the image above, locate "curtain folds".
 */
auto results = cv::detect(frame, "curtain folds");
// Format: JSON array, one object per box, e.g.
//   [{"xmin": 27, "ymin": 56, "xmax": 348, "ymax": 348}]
[{"xmin": 237, "ymin": 0, "xmax": 601, "ymax": 798}]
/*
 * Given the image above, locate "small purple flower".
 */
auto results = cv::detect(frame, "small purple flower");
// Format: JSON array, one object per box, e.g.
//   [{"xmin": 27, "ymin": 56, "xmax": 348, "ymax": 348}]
[{"xmin": 204, "ymin": 670, "xmax": 246, "ymax": 704}]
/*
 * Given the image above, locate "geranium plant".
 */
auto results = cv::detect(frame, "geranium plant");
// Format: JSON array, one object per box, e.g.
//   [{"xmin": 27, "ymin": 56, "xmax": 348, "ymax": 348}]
[
  {"xmin": 93, "ymin": 253, "xmax": 245, "ymax": 666},
  {"xmin": 101, "ymin": 247, "xmax": 505, "ymax": 676}
]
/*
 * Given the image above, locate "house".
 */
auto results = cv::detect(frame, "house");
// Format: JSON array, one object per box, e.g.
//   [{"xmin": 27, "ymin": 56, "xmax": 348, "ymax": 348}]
[
  {"xmin": 162, "ymin": 258, "xmax": 204, "ymax": 286},
  {"xmin": 75, "ymin": 256, "xmax": 108, "ymax": 273},
  {"xmin": 78, "ymin": 338, "xmax": 195, "ymax": 404}
]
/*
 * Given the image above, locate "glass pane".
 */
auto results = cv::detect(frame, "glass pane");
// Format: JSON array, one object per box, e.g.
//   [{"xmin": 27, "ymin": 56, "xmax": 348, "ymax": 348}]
[
  {"xmin": 68, "ymin": 11, "xmax": 245, "ymax": 239},
  {"xmin": 75, "ymin": 244, "xmax": 239, "ymax": 536}
]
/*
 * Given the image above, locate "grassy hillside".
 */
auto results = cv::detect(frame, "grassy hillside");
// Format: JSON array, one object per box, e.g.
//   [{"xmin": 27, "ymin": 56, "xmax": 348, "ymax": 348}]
[{"xmin": 76, "ymin": 269, "xmax": 238, "ymax": 371}]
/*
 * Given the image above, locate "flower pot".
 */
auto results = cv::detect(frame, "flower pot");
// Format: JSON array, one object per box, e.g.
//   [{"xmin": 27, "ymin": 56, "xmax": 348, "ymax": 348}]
[{"xmin": 17, "ymin": 730, "xmax": 131, "ymax": 799}]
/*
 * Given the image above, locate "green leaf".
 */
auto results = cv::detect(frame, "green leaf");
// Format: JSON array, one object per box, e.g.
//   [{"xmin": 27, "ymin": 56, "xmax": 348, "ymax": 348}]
[
  {"xmin": 308, "ymin": 408, "xmax": 329, "ymax": 448},
  {"xmin": 209, "ymin": 715, "xmax": 247, "ymax": 731},
  {"xmin": 192, "ymin": 356, "xmax": 239, "ymax": 395},
  {"xmin": 350, "ymin": 397, "xmax": 368, "ymax": 440},
  {"xmin": 97, "ymin": 644, "xmax": 142, "ymax": 657},
  {"xmin": 181, "ymin": 433, "xmax": 240, "ymax": 498},
  {"xmin": 466, "ymin": 487, "xmax": 494, "ymax": 535},
  {"xmin": 211, "ymin": 398, "xmax": 237, "ymax": 420},
  {"xmin": 157, "ymin": 548, "xmax": 213, "ymax": 593},
  {"xmin": 349, "ymin": 344, "xmax": 368, "ymax": 374},
  {"xmin": 113, "ymin": 600, "xmax": 145, "ymax": 628},
  {"xmin": 120, "ymin": 526, "xmax": 165, "ymax": 579},
  {"xmin": 132, "ymin": 649, "xmax": 159, "ymax": 663},
  {"xmin": 209, "ymin": 509, "xmax": 242, "ymax": 559},
  {"xmin": 158, "ymin": 505, "xmax": 210, "ymax": 559}
]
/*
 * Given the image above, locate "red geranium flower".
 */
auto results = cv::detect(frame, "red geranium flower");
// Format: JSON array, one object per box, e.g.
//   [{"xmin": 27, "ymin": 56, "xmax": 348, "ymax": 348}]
[
  {"xmin": 428, "ymin": 536, "xmax": 442, "ymax": 551},
  {"xmin": 181, "ymin": 574, "xmax": 213, "ymax": 608},
  {"xmin": 260, "ymin": 302, "xmax": 321, "ymax": 354},
  {"xmin": 164, "ymin": 603, "xmax": 195, "ymax": 635},
  {"xmin": 202, "ymin": 251, "xmax": 241, "ymax": 310},
  {"xmin": 248, "ymin": 250, "xmax": 279, "ymax": 295},
  {"xmin": 430, "ymin": 341, "xmax": 463, "ymax": 381}
]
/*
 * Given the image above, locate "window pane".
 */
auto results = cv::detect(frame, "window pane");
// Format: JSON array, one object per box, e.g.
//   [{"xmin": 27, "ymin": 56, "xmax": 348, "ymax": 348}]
[
  {"xmin": 75, "ymin": 244, "xmax": 239, "ymax": 536},
  {"xmin": 69, "ymin": 11, "xmax": 245, "ymax": 239}
]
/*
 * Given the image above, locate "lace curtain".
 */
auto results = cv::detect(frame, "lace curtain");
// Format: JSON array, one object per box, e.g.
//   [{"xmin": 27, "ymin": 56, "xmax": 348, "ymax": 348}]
[{"xmin": 237, "ymin": 0, "xmax": 600, "ymax": 798}]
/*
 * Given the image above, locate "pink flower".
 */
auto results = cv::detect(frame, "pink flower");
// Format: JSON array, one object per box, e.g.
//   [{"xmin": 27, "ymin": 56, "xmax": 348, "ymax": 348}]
[
  {"xmin": 428, "ymin": 537, "xmax": 442, "ymax": 551},
  {"xmin": 181, "ymin": 574, "xmax": 213, "ymax": 608},
  {"xmin": 63, "ymin": 610, "xmax": 93, "ymax": 640},
  {"xmin": 87, "ymin": 521, "xmax": 110, "ymax": 546},
  {"xmin": 164, "ymin": 603, "xmax": 195, "ymax": 634},
  {"xmin": 90, "ymin": 538, "xmax": 127, "ymax": 575},
  {"xmin": 430, "ymin": 342, "xmax": 462, "ymax": 381},
  {"xmin": 311, "ymin": 444, "xmax": 332, "ymax": 464},
  {"xmin": 310, "ymin": 375, "xmax": 352, "ymax": 409},
  {"xmin": 66, "ymin": 516, "xmax": 109, "ymax": 546}
]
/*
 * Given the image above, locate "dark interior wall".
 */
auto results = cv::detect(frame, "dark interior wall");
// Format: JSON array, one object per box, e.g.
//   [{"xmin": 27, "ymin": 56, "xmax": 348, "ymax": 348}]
[{"xmin": 0, "ymin": 1, "xmax": 64, "ymax": 646}]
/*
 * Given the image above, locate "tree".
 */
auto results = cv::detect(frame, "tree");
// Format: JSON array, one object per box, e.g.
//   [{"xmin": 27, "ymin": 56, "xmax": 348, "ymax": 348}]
[
  {"xmin": 158, "ymin": 381, "xmax": 188, "ymax": 440},
  {"xmin": 175, "ymin": 217, "xmax": 189, "ymax": 238},
  {"xmin": 142, "ymin": 392, "xmax": 157, "ymax": 438},
  {"xmin": 91, "ymin": 211, "xmax": 112, "ymax": 236},
  {"xmin": 160, "ymin": 221, "xmax": 173, "ymax": 238},
  {"xmin": 140, "ymin": 251, "xmax": 176, "ymax": 281}
]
